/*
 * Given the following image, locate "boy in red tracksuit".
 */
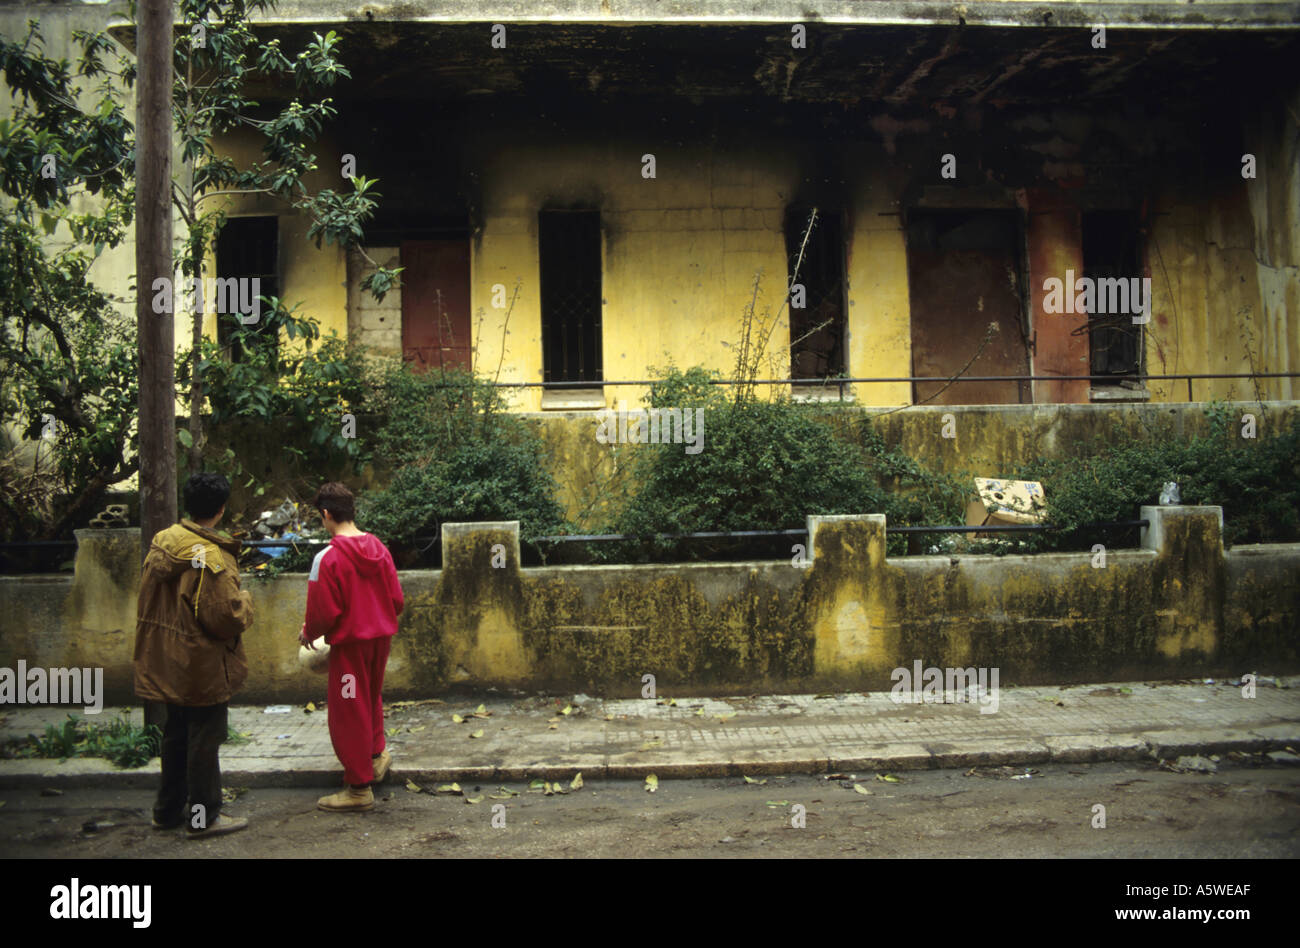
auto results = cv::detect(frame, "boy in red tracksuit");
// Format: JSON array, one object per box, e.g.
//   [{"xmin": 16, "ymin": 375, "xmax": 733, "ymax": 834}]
[{"xmin": 299, "ymin": 482, "xmax": 404, "ymax": 812}]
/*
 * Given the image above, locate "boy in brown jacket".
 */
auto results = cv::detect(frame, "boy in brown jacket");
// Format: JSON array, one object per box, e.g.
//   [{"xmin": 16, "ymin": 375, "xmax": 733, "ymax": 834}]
[{"xmin": 134, "ymin": 472, "xmax": 254, "ymax": 839}]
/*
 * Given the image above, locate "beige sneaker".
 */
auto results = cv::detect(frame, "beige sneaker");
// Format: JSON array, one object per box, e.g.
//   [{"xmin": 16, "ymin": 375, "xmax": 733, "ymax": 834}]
[
  {"xmin": 186, "ymin": 814, "xmax": 248, "ymax": 839},
  {"xmin": 317, "ymin": 785, "xmax": 375, "ymax": 812},
  {"xmin": 372, "ymin": 750, "xmax": 392, "ymax": 784}
]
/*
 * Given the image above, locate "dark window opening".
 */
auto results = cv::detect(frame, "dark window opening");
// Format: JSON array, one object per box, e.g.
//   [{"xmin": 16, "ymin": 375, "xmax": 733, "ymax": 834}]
[
  {"xmin": 785, "ymin": 206, "xmax": 846, "ymax": 380},
  {"xmin": 539, "ymin": 210, "xmax": 603, "ymax": 385},
  {"xmin": 1082, "ymin": 210, "xmax": 1143, "ymax": 379},
  {"xmin": 215, "ymin": 216, "xmax": 278, "ymax": 363}
]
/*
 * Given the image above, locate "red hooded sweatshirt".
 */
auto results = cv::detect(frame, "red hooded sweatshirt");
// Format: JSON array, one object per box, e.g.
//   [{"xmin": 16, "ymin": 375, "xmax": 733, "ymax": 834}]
[{"xmin": 303, "ymin": 532, "xmax": 404, "ymax": 645}]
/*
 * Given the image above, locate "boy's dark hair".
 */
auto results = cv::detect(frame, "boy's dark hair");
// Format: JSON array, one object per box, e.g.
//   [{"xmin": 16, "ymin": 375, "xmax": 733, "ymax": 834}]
[
  {"xmin": 184, "ymin": 472, "xmax": 231, "ymax": 520},
  {"xmin": 313, "ymin": 482, "xmax": 355, "ymax": 524}
]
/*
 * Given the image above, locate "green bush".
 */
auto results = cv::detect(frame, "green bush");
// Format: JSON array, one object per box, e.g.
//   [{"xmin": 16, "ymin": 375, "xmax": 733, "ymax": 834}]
[
  {"xmin": 359, "ymin": 364, "xmax": 568, "ymax": 549},
  {"xmin": 606, "ymin": 366, "xmax": 966, "ymax": 560},
  {"xmin": 1013, "ymin": 405, "xmax": 1300, "ymax": 551}
]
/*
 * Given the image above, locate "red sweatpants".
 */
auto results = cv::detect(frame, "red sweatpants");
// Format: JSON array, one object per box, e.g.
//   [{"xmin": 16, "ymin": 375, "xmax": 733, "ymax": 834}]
[{"xmin": 326, "ymin": 637, "xmax": 392, "ymax": 786}]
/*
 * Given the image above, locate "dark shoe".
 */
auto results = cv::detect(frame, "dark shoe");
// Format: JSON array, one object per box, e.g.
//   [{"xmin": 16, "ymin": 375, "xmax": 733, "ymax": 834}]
[
  {"xmin": 186, "ymin": 814, "xmax": 248, "ymax": 839},
  {"xmin": 152, "ymin": 816, "xmax": 184, "ymax": 831}
]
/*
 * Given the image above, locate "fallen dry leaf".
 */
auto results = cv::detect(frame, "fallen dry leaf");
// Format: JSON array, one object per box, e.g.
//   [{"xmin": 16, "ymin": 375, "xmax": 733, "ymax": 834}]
[
  {"xmin": 570, "ymin": 772, "xmax": 584, "ymax": 790},
  {"xmin": 645, "ymin": 774, "xmax": 658, "ymax": 793}
]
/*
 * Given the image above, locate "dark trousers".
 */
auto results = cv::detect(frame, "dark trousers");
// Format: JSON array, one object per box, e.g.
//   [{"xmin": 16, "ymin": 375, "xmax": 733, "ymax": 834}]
[{"xmin": 154, "ymin": 703, "xmax": 227, "ymax": 829}]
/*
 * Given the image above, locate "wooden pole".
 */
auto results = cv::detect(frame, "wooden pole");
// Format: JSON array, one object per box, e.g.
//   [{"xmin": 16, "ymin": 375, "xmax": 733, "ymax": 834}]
[
  {"xmin": 135, "ymin": 0, "xmax": 174, "ymax": 736},
  {"xmin": 135, "ymin": 0, "xmax": 175, "ymax": 557}
]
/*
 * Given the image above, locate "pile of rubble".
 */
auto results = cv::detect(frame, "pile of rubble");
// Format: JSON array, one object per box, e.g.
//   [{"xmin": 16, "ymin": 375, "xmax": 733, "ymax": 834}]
[{"xmin": 238, "ymin": 500, "xmax": 326, "ymax": 569}]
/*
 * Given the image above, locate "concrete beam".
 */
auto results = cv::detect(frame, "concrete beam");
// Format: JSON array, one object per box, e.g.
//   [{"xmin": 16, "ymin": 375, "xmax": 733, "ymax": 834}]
[{"xmin": 234, "ymin": 1, "xmax": 1300, "ymax": 31}]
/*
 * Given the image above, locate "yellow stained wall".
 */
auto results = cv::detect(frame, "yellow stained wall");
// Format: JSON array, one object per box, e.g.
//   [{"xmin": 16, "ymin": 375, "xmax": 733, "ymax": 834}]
[
  {"xmin": 1144, "ymin": 87, "xmax": 1299, "ymax": 404},
  {"xmin": 186, "ymin": 127, "xmax": 348, "ymax": 357},
  {"xmin": 216, "ymin": 105, "xmax": 1297, "ymax": 412},
  {"xmin": 470, "ymin": 137, "xmax": 799, "ymax": 411},
  {"xmin": 844, "ymin": 154, "xmax": 913, "ymax": 407}
]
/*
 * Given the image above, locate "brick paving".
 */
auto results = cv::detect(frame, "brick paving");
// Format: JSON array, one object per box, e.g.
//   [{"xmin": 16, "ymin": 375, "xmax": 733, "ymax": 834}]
[{"xmin": 1, "ymin": 677, "xmax": 1296, "ymax": 787}]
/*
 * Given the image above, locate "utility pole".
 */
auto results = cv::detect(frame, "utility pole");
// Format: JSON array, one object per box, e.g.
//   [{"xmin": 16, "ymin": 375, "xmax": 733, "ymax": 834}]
[
  {"xmin": 135, "ymin": 0, "xmax": 174, "ymax": 735},
  {"xmin": 135, "ymin": 0, "xmax": 174, "ymax": 555}
]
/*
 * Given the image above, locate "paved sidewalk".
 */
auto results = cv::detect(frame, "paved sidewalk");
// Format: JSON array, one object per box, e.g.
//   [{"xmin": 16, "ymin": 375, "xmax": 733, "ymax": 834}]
[{"xmin": 1, "ymin": 677, "xmax": 1297, "ymax": 788}]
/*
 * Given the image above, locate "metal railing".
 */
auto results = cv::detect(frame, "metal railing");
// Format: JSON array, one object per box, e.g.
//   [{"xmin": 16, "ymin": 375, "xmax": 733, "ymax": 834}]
[
  {"xmin": 503, "ymin": 371, "xmax": 1300, "ymax": 403},
  {"xmin": 0, "ymin": 519, "xmax": 1151, "ymax": 561}
]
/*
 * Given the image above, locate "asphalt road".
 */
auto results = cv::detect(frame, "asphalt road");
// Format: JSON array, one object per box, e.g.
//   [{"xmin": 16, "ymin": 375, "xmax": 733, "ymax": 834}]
[{"xmin": 2, "ymin": 757, "xmax": 1297, "ymax": 858}]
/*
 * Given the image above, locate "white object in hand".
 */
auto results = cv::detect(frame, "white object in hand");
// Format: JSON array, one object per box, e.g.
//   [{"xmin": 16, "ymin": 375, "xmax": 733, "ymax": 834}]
[{"xmin": 298, "ymin": 636, "xmax": 330, "ymax": 674}]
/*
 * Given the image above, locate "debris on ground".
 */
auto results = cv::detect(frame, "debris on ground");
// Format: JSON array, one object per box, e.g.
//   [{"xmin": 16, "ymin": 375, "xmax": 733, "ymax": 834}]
[
  {"xmin": 1162, "ymin": 755, "xmax": 1218, "ymax": 774},
  {"xmin": 965, "ymin": 766, "xmax": 1042, "ymax": 780}
]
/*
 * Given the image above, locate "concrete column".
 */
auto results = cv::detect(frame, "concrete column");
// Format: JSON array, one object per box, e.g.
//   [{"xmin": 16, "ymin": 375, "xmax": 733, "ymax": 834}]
[
  {"xmin": 805, "ymin": 514, "xmax": 898, "ymax": 682},
  {"xmin": 1140, "ymin": 504, "xmax": 1224, "ymax": 555},
  {"xmin": 1025, "ymin": 188, "xmax": 1089, "ymax": 404},
  {"xmin": 1140, "ymin": 505, "xmax": 1225, "ymax": 659},
  {"xmin": 66, "ymin": 528, "xmax": 143, "ymax": 704},
  {"xmin": 436, "ymin": 521, "xmax": 530, "ymax": 683},
  {"xmin": 807, "ymin": 513, "xmax": 887, "ymax": 565}
]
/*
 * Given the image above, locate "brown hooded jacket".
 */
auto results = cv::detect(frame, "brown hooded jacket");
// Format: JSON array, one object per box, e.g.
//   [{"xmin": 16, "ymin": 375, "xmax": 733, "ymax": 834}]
[{"xmin": 133, "ymin": 520, "xmax": 254, "ymax": 705}]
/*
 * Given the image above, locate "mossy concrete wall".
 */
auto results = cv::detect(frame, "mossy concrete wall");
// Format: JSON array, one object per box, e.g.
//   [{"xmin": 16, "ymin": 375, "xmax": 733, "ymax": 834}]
[
  {"xmin": 1, "ymin": 510, "xmax": 1296, "ymax": 704},
  {"xmin": 530, "ymin": 400, "xmax": 1300, "ymax": 524}
]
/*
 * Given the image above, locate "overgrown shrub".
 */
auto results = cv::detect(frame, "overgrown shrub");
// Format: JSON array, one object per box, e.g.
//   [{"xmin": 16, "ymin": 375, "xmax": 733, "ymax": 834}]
[
  {"xmin": 1014, "ymin": 404, "xmax": 1300, "ymax": 551},
  {"xmin": 605, "ymin": 365, "xmax": 966, "ymax": 560},
  {"xmin": 359, "ymin": 364, "xmax": 568, "ymax": 551}
]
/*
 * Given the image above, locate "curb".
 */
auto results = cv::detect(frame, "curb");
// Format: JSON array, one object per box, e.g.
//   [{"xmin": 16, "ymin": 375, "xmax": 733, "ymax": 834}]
[{"xmin": 3, "ymin": 728, "xmax": 1296, "ymax": 790}]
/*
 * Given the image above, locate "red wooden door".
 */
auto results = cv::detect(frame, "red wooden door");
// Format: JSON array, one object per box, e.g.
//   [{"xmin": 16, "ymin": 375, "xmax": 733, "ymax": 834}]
[{"xmin": 400, "ymin": 239, "xmax": 472, "ymax": 372}]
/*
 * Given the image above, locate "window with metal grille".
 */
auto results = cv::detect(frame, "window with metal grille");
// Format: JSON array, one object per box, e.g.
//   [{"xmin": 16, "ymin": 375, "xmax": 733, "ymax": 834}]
[
  {"xmin": 539, "ymin": 209, "xmax": 603, "ymax": 385},
  {"xmin": 785, "ymin": 206, "xmax": 846, "ymax": 380},
  {"xmin": 1082, "ymin": 210, "xmax": 1143, "ymax": 379},
  {"xmin": 215, "ymin": 216, "xmax": 278, "ymax": 363}
]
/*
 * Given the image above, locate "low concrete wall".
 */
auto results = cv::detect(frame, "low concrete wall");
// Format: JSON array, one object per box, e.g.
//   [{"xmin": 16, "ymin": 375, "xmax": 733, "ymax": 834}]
[{"xmin": 1, "ymin": 507, "xmax": 1296, "ymax": 703}]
